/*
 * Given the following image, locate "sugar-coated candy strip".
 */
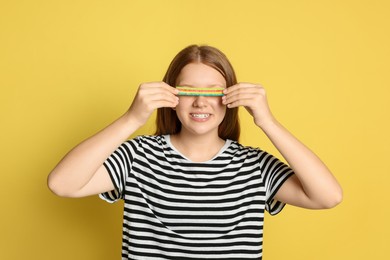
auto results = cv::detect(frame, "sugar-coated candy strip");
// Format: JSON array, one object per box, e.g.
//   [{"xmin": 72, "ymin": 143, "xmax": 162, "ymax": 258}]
[{"xmin": 176, "ymin": 86, "xmax": 224, "ymax": 96}]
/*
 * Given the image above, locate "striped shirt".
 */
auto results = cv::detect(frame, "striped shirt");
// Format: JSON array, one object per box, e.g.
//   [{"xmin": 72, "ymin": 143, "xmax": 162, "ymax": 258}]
[{"xmin": 100, "ymin": 135, "xmax": 294, "ymax": 260}]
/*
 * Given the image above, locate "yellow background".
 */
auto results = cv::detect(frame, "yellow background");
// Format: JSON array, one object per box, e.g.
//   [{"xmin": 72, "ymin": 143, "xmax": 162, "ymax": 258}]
[{"xmin": 1, "ymin": 0, "xmax": 389, "ymax": 259}]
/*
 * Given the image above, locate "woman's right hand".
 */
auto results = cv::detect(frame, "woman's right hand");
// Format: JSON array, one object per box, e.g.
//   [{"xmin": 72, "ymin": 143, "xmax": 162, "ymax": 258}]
[
  {"xmin": 126, "ymin": 82, "xmax": 179, "ymax": 126},
  {"xmin": 47, "ymin": 82, "xmax": 179, "ymax": 198}
]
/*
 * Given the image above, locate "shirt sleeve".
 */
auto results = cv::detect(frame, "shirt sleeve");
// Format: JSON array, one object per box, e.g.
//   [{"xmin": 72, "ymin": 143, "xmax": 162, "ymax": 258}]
[
  {"xmin": 260, "ymin": 151, "xmax": 294, "ymax": 215},
  {"xmin": 99, "ymin": 138, "xmax": 140, "ymax": 203}
]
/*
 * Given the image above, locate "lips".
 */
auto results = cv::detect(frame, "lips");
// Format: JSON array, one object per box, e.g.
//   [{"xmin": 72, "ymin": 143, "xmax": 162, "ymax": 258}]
[{"xmin": 190, "ymin": 113, "xmax": 210, "ymax": 119}]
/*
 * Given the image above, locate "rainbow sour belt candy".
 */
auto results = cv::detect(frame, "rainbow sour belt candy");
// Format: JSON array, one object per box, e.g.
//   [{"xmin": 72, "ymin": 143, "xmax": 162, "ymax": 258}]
[{"xmin": 176, "ymin": 86, "xmax": 224, "ymax": 96}]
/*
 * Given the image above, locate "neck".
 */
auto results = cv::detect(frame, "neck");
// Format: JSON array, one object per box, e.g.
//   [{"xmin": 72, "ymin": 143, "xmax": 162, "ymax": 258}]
[{"xmin": 170, "ymin": 131, "xmax": 226, "ymax": 162}]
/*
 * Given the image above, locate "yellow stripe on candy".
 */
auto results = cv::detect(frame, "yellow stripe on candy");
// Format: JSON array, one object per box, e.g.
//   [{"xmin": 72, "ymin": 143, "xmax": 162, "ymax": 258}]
[{"xmin": 176, "ymin": 86, "xmax": 225, "ymax": 96}]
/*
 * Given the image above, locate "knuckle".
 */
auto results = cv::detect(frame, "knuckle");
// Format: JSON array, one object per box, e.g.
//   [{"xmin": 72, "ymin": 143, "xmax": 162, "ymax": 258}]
[{"xmin": 145, "ymin": 103, "xmax": 154, "ymax": 111}]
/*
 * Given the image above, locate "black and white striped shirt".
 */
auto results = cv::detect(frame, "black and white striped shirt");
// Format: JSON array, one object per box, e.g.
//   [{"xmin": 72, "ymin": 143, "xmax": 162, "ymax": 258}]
[{"xmin": 100, "ymin": 135, "xmax": 293, "ymax": 260}]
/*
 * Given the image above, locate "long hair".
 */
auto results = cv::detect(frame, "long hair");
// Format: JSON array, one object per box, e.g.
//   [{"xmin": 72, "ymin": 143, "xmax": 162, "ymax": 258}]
[{"xmin": 155, "ymin": 45, "xmax": 240, "ymax": 141}]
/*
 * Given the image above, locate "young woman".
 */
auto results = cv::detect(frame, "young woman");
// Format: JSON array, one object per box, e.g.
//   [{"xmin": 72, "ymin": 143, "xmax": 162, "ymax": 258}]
[{"xmin": 48, "ymin": 45, "xmax": 342, "ymax": 259}]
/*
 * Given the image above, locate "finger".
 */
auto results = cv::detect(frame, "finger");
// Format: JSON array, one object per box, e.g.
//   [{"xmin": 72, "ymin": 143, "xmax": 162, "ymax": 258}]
[
  {"xmin": 224, "ymin": 82, "xmax": 261, "ymax": 95},
  {"xmin": 162, "ymin": 83, "xmax": 180, "ymax": 95},
  {"xmin": 147, "ymin": 100, "xmax": 178, "ymax": 109},
  {"xmin": 225, "ymin": 96, "xmax": 257, "ymax": 108},
  {"xmin": 223, "ymin": 93, "xmax": 254, "ymax": 104},
  {"xmin": 223, "ymin": 88, "xmax": 264, "ymax": 106},
  {"xmin": 138, "ymin": 82, "xmax": 177, "ymax": 94},
  {"xmin": 138, "ymin": 83, "xmax": 178, "ymax": 101},
  {"xmin": 145, "ymin": 91, "xmax": 179, "ymax": 107},
  {"xmin": 148, "ymin": 82, "xmax": 179, "ymax": 95},
  {"xmin": 225, "ymin": 87, "xmax": 263, "ymax": 98},
  {"xmin": 136, "ymin": 98, "xmax": 177, "ymax": 118}
]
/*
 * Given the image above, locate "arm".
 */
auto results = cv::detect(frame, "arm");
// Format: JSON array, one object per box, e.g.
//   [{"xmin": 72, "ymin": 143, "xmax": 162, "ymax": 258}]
[
  {"xmin": 223, "ymin": 83, "xmax": 343, "ymax": 209},
  {"xmin": 47, "ymin": 82, "xmax": 179, "ymax": 198}
]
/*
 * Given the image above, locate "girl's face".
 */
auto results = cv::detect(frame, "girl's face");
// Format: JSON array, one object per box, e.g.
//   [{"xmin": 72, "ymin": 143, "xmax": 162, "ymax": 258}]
[{"xmin": 175, "ymin": 62, "xmax": 227, "ymax": 138}]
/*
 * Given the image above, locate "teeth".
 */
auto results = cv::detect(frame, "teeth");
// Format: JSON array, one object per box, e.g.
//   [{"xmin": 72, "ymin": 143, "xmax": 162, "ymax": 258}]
[{"xmin": 191, "ymin": 113, "xmax": 210, "ymax": 119}]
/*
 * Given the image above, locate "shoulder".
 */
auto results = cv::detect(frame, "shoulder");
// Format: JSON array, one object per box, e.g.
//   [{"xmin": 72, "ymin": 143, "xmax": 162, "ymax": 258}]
[
  {"xmin": 227, "ymin": 141, "xmax": 278, "ymax": 164},
  {"xmin": 128, "ymin": 135, "xmax": 164, "ymax": 145},
  {"xmin": 227, "ymin": 140, "xmax": 263, "ymax": 155},
  {"xmin": 126, "ymin": 135, "xmax": 168, "ymax": 152}
]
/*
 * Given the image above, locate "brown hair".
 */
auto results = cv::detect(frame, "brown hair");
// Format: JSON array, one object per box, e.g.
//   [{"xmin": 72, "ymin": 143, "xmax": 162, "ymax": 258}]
[{"xmin": 155, "ymin": 45, "xmax": 240, "ymax": 141}]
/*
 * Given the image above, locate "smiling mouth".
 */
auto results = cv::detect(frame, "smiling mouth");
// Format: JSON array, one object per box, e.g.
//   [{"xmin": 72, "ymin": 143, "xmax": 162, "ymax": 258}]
[{"xmin": 191, "ymin": 113, "xmax": 210, "ymax": 119}]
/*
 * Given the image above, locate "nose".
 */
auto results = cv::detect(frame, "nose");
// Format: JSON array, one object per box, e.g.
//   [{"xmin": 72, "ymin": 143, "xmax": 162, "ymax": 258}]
[{"xmin": 192, "ymin": 95, "xmax": 208, "ymax": 108}]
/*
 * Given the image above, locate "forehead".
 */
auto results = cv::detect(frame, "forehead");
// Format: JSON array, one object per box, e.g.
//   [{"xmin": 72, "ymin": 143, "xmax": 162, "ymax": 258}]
[{"xmin": 176, "ymin": 63, "xmax": 226, "ymax": 87}]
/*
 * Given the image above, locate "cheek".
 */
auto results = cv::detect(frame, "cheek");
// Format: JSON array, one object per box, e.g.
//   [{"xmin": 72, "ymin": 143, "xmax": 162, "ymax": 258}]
[
  {"xmin": 214, "ymin": 98, "xmax": 226, "ymax": 110},
  {"xmin": 176, "ymin": 96, "xmax": 192, "ymax": 109},
  {"xmin": 212, "ymin": 99, "xmax": 227, "ymax": 119}
]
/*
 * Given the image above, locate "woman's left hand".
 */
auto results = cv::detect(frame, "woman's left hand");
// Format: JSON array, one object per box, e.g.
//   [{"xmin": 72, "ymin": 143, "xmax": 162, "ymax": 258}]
[
  {"xmin": 224, "ymin": 82, "xmax": 343, "ymax": 209},
  {"xmin": 222, "ymin": 83, "xmax": 274, "ymax": 128}
]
